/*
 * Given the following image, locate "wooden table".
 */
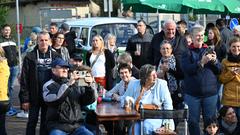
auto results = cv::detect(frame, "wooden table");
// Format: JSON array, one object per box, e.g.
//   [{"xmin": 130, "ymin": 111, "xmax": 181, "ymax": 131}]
[{"xmin": 95, "ymin": 102, "xmax": 140, "ymax": 134}]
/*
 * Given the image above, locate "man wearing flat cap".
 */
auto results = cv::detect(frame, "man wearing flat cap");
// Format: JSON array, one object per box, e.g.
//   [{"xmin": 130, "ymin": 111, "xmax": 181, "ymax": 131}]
[{"xmin": 43, "ymin": 58, "xmax": 96, "ymax": 135}]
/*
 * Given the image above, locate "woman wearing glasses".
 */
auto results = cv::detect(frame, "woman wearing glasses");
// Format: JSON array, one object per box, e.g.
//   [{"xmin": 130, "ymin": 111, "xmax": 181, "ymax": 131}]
[{"xmin": 52, "ymin": 33, "xmax": 70, "ymax": 62}]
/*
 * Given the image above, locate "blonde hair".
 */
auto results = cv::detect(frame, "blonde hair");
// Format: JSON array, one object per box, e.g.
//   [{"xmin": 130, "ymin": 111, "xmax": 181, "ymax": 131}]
[
  {"xmin": 0, "ymin": 46, "xmax": 5, "ymax": 57},
  {"xmin": 92, "ymin": 35, "xmax": 105, "ymax": 52}
]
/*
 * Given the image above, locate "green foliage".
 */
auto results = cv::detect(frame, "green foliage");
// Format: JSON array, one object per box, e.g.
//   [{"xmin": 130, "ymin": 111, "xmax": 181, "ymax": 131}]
[
  {"xmin": 188, "ymin": 14, "xmax": 197, "ymax": 21},
  {"xmin": 0, "ymin": 6, "xmax": 9, "ymax": 27}
]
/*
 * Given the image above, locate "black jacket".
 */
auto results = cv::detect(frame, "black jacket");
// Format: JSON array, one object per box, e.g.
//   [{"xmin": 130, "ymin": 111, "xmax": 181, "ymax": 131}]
[
  {"xmin": 149, "ymin": 31, "xmax": 188, "ymax": 67},
  {"xmin": 43, "ymin": 76, "xmax": 96, "ymax": 133},
  {"xmin": 19, "ymin": 46, "xmax": 60, "ymax": 105},
  {"xmin": 126, "ymin": 32, "xmax": 153, "ymax": 69},
  {"xmin": 64, "ymin": 31, "xmax": 76, "ymax": 56},
  {"xmin": 86, "ymin": 49, "xmax": 115, "ymax": 90},
  {"xmin": 0, "ymin": 36, "xmax": 18, "ymax": 67}
]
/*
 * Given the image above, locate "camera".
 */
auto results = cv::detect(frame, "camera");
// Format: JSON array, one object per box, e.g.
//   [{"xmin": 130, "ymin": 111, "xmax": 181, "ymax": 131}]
[
  {"xmin": 75, "ymin": 71, "xmax": 87, "ymax": 78},
  {"xmin": 75, "ymin": 70, "xmax": 89, "ymax": 86}
]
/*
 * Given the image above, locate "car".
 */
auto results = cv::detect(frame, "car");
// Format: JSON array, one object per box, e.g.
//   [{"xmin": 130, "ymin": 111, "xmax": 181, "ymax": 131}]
[{"xmin": 65, "ymin": 17, "xmax": 154, "ymax": 53}]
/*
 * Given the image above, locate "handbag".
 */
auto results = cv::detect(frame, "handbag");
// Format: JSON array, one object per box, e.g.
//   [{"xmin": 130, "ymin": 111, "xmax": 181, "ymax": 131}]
[
  {"xmin": 141, "ymin": 104, "xmax": 160, "ymax": 110},
  {"xmin": 134, "ymin": 87, "xmax": 161, "ymax": 112}
]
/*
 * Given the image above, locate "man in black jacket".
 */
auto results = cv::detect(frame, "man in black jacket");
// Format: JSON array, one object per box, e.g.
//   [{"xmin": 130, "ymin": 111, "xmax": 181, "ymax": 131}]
[
  {"xmin": 19, "ymin": 31, "xmax": 60, "ymax": 135},
  {"xmin": 126, "ymin": 20, "xmax": 153, "ymax": 69},
  {"xmin": 43, "ymin": 58, "xmax": 96, "ymax": 135},
  {"xmin": 149, "ymin": 19, "xmax": 188, "ymax": 67},
  {"xmin": 60, "ymin": 23, "xmax": 77, "ymax": 56}
]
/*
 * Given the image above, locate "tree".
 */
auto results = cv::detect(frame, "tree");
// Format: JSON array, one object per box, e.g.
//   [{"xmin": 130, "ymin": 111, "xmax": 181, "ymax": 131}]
[{"xmin": 0, "ymin": 6, "xmax": 9, "ymax": 27}]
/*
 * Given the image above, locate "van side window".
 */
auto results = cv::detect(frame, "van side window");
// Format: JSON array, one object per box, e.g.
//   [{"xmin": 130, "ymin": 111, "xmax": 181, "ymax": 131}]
[
  {"xmin": 70, "ymin": 27, "xmax": 80, "ymax": 37},
  {"xmin": 80, "ymin": 28, "xmax": 89, "ymax": 46}
]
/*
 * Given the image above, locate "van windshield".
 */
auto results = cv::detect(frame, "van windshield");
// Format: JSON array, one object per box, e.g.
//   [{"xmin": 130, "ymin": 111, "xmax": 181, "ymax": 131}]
[{"xmin": 90, "ymin": 23, "xmax": 137, "ymax": 47}]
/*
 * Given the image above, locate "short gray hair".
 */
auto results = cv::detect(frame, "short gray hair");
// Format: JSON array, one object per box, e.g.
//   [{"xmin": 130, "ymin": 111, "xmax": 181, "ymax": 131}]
[
  {"xmin": 190, "ymin": 24, "xmax": 204, "ymax": 36},
  {"xmin": 139, "ymin": 64, "xmax": 156, "ymax": 86},
  {"xmin": 163, "ymin": 19, "xmax": 176, "ymax": 28}
]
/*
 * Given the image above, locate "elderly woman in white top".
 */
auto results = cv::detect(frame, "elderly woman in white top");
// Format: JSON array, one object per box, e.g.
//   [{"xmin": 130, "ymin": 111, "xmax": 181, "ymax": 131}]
[
  {"xmin": 121, "ymin": 64, "xmax": 174, "ymax": 135},
  {"xmin": 105, "ymin": 63, "xmax": 135, "ymax": 101}
]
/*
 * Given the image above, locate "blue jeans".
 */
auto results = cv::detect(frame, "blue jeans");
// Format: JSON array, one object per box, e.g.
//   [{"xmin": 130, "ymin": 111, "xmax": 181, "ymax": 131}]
[
  {"xmin": 184, "ymin": 94, "xmax": 218, "ymax": 135},
  {"xmin": 50, "ymin": 126, "xmax": 94, "ymax": 135},
  {"xmin": 8, "ymin": 66, "xmax": 19, "ymax": 108}
]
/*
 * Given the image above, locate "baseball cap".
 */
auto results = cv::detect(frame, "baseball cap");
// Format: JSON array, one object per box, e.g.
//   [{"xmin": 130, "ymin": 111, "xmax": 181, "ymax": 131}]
[
  {"xmin": 60, "ymin": 23, "xmax": 69, "ymax": 31},
  {"xmin": 72, "ymin": 53, "xmax": 83, "ymax": 61},
  {"xmin": 32, "ymin": 27, "xmax": 42, "ymax": 34},
  {"xmin": 51, "ymin": 58, "xmax": 70, "ymax": 68}
]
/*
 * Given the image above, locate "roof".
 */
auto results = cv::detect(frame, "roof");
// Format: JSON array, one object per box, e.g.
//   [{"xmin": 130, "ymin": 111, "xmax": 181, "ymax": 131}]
[{"xmin": 64, "ymin": 17, "xmax": 137, "ymax": 27}]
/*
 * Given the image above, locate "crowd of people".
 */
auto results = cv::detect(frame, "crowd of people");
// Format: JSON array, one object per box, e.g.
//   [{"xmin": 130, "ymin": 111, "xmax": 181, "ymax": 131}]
[{"xmin": 0, "ymin": 17, "xmax": 239, "ymax": 135}]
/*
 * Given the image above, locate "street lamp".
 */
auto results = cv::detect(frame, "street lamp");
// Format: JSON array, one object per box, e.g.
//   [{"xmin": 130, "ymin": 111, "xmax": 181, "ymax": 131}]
[{"xmin": 16, "ymin": 0, "xmax": 22, "ymax": 68}]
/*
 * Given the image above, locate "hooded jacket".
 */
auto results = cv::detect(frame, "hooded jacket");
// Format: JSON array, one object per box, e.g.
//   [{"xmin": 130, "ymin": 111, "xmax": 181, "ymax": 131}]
[{"xmin": 19, "ymin": 46, "xmax": 60, "ymax": 105}]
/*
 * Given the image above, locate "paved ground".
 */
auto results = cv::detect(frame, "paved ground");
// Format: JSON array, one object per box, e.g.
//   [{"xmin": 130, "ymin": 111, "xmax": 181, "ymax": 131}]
[
  {"xmin": 5, "ymin": 84, "xmax": 40, "ymax": 135},
  {"xmin": 5, "ymin": 82, "xmax": 198, "ymax": 135}
]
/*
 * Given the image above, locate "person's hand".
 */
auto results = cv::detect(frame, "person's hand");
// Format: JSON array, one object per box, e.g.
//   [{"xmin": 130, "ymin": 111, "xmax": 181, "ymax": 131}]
[
  {"xmin": 112, "ymin": 93, "xmax": 120, "ymax": 101},
  {"xmin": 68, "ymin": 71, "xmax": 79, "ymax": 85},
  {"xmin": 232, "ymin": 67, "xmax": 240, "ymax": 75},
  {"xmin": 22, "ymin": 102, "xmax": 30, "ymax": 111},
  {"xmin": 160, "ymin": 63, "xmax": 169, "ymax": 72},
  {"xmin": 210, "ymin": 51, "xmax": 217, "ymax": 62},
  {"xmin": 201, "ymin": 54, "xmax": 212, "ymax": 65},
  {"xmin": 134, "ymin": 51, "xmax": 140, "ymax": 56}
]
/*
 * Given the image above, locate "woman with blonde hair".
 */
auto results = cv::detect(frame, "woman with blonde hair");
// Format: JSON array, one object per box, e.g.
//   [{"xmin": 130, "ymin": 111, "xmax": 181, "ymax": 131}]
[
  {"xmin": 86, "ymin": 35, "xmax": 115, "ymax": 90},
  {"xmin": 0, "ymin": 46, "xmax": 10, "ymax": 135}
]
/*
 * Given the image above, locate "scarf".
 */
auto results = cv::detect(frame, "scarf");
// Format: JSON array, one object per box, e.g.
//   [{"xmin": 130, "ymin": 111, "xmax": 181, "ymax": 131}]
[
  {"xmin": 227, "ymin": 53, "xmax": 240, "ymax": 63},
  {"xmin": 221, "ymin": 120, "xmax": 237, "ymax": 134},
  {"xmin": 157, "ymin": 55, "xmax": 177, "ymax": 92}
]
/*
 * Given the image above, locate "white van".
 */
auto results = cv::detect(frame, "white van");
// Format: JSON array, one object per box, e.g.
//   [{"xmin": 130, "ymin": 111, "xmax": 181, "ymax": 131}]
[{"xmin": 65, "ymin": 17, "xmax": 153, "ymax": 52}]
